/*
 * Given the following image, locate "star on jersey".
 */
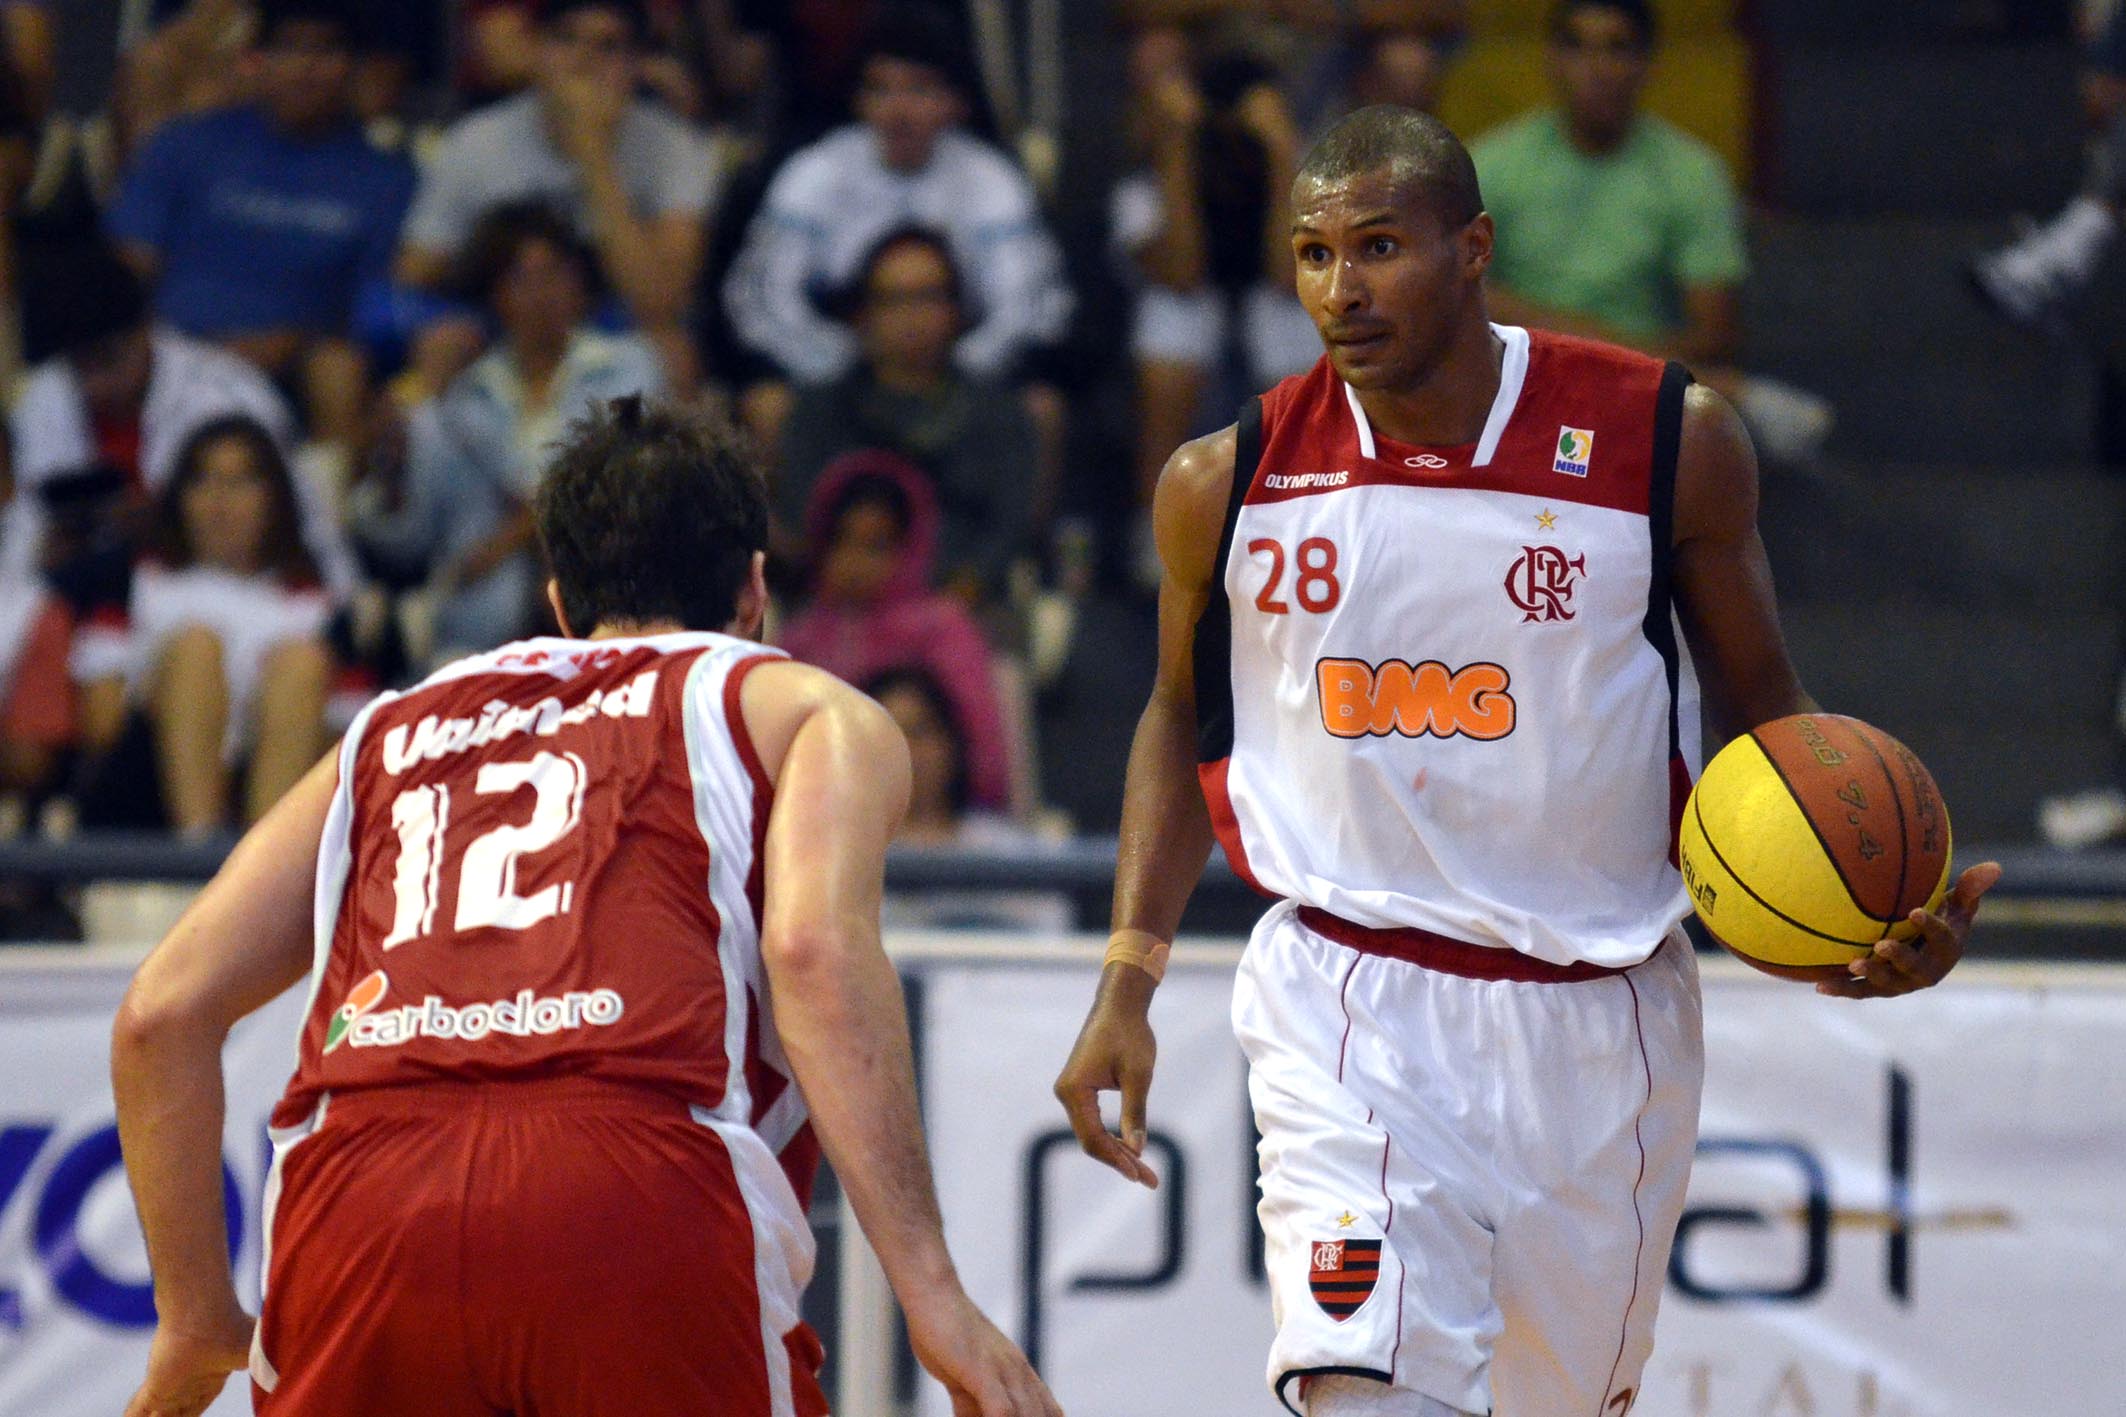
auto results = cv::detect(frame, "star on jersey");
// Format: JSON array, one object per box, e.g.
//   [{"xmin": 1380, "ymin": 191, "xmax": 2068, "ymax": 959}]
[
  {"xmin": 1335, "ymin": 1211, "xmax": 1358, "ymax": 1229},
  {"xmin": 1535, "ymin": 508, "xmax": 1558, "ymax": 531}
]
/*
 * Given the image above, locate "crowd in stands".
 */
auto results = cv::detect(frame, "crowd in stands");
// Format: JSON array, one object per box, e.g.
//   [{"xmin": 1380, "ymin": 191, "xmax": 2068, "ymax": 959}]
[{"xmin": 0, "ymin": 0, "xmax": 1867, "ymax": 935}]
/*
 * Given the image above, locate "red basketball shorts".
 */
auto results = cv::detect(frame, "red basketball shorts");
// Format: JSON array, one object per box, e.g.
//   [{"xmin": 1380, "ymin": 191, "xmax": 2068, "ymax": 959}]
[{"xmin": 250, "ymin": 1078, "xmax": 828, "ymax": 1416}]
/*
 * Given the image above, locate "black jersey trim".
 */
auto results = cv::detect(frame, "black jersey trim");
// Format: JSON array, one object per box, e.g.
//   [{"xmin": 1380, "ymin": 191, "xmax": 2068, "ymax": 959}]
[
  {"xmin": 1193, "ymin": 396, "xmax": 1265, "ymax": 764},
  {"xmin": 1273, "ymin": 1365, "xmax": 1400, "ymax": 1417},
  {"xmin": 1642, "ymin": 361, "xmax": 1694, "ymax": 763}
]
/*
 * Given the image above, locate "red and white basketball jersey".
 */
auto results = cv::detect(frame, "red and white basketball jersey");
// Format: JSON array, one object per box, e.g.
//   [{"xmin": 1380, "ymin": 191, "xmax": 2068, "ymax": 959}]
[
  {"xmin": 1197, "ymin": 325, "xmax": 1702, "ymax": 969},
  {"xmin": 273, "ymin": 633, "xmax": 815, "ymax": 1188}
]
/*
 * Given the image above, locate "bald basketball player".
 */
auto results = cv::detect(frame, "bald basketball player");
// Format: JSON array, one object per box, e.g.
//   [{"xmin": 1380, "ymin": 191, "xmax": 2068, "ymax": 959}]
[{"xmin": 1056, "ymin": 106, "xmax": 1998, "ymax": 1417}]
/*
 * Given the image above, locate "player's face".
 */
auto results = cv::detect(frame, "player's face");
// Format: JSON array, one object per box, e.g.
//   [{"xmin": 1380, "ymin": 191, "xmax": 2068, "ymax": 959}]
[
  {"xmin": 857, "ymin": 57, "xmax": 964, "ymax": 172},
  {"xmin": 1549, "ymin": 7, "xmax": 1650, "ymax": 140},
  {"xmin": 183, "ymin": 436, "xmax": 275, "ymax": 574},
  {"xmin": 1292, "ymin": 171, "xmax": 1485, "ymax": 391},
  {"xmin": 255, "ymin": 20, "xmax": 354, "ymax": 132}
]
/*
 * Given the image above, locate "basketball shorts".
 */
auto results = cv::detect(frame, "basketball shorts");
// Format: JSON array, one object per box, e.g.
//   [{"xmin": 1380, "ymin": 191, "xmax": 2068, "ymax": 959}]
[
  {"xmin": 250, "ymin": 1078, "xmax": 827, "ymax": 1417},
  {"xmin": 1232, "ymin": 900, "xmax": 1705, "ymax": 1417}
]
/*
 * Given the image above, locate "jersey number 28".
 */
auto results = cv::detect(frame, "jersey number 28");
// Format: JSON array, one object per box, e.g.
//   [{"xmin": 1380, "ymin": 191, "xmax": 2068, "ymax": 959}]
[{"xmin": 1250, "ymin": 536, "xmax": 1343, "ymax": 614}]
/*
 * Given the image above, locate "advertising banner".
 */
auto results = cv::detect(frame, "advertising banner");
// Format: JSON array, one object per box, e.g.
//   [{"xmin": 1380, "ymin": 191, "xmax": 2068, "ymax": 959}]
[{"xmin": 919, "ymin": 952, "xmax": 2126, "ymax": 1417}]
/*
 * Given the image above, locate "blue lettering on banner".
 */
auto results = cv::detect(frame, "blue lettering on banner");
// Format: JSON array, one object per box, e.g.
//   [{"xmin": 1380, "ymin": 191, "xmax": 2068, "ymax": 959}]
[{"xmin": 4, "ymin": 1124, "xmax": 245, "ymax": 1329}]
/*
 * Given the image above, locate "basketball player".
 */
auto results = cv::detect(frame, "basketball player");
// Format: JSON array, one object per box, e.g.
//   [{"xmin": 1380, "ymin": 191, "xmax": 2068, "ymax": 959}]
[
  {"xmin": 112, "ymin": 399, "xmax": 1061, "ymax": 1417},
  {"xmin": 1054, "ymin": 106, "xmax": 1998, "ymax": 1417}
]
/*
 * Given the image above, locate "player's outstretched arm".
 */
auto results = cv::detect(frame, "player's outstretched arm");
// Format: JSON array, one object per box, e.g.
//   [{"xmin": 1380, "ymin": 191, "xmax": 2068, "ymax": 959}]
[
  {"xmin": 1054, "ymin": 427, "xmax": 1234, "ymax": 1189},
  {"xmin": 112, "ymin": 752, "xmax": 336, "ymax": 1417},
  {"xmin": 1670, "ymin": 383, "xmax": 1998, "ymax": 996},
  {"xmin": 750, "ymin": 666, "xmax": 1061, "ymax": 1417}
]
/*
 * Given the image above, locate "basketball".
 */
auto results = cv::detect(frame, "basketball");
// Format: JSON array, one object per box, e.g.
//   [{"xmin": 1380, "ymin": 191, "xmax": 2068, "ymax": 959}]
[{"xmin": 1677, "ymin": 714, "xmax": 1953, "ymax": 981}]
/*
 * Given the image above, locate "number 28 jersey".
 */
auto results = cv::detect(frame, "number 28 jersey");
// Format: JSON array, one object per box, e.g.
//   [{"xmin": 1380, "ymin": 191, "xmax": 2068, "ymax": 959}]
[
  {"xmin": 270, "ymin": 633, "xmax": 802, "ymax": 1151},
  {"xmin": 1196, "ymin": 326, "xmax": 1702, "ymax": 970}
]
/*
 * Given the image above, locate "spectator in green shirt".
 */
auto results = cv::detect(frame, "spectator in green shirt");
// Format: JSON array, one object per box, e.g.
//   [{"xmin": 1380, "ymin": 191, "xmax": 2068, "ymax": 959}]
[{"xmin": 1473, "ymin": 0, "xmax": 1832, "ymax": 462}]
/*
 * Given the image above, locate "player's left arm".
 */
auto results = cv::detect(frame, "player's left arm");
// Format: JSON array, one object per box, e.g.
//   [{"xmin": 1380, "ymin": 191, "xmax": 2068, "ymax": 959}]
[
  {"xmin": 111, "ymin": 752, "xmax": 336, "ymax": 1417},
  {"xmin": 1670, "ymin": 382, "xmax": 1999, "ymax": 998}
]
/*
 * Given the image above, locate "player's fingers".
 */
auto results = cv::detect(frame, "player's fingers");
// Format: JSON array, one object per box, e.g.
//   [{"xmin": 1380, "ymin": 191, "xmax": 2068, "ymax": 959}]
[
  {"xmin": 1117, "ymin": 1063, "xmax": 1151, "ymax": 1155},
  {"xmin": 1861, "ymin": 933, "xmax": 1930, "ymax": 992},
  {"xmin": 1056, "ymin": 1081, "xmax": 1156, "ymax": 1186},
  {"xmin": 1946, "ymin": 861, "xmax": 2003, "ymax": 922}
]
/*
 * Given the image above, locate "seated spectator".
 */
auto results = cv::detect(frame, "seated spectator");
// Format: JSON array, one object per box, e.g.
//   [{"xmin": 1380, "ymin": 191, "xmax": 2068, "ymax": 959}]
[
  {"xmin": 0, "ymin": 434, "xmax": 72, "ymax": 804},
  {"xmin": 777, "ymin": 225, "xmax": 1037, "ymax": 601},
  {"xmin": 2, "ymin": 241, "xmax": 355, "ymax": 595},
  {"xmin": 1968, "ymin": 2, "xmax": 2126, "ymax": 335},
  {"xmin": 722, "ymin": 4, "xmax": 1072, "ymax": 451},
  {"xmin": 107, "ymin": 0, "xmax": 415, "ymax": 460},
  {"xmin": 1111, "ymin": 40, "xmax": 1314, "ymax": 585},
  {"xmin": 115, "ymin": 0, "xmax": 255, "ymax": 153},
  {"xmin": 72, "ymin": 415, "xmax": 333, "ymax": 835},
  {"xmin": 353, "ymin": 204, "xmax": 663, "ymax": 665},
  {"xmin": 776, "ymin": 450, "xmax": 1011, "ymax": 810},
  {"xmin": 1472, "ymin": 0, "xmax": 1833, "ymax": 463},
  {"xmin": 869, "ymin": 666, "xmax": 1072, "ymax": 933},
  {"xmin": 395, "ymin": 0, "xmax": 719, "ymax": 392}
]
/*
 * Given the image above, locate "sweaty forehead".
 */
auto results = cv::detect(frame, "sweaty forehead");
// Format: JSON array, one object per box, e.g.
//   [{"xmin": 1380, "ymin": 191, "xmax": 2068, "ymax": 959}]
[{"xmin": 1291, "ymin": 168, "xmax": 1425, "ymax": 231}]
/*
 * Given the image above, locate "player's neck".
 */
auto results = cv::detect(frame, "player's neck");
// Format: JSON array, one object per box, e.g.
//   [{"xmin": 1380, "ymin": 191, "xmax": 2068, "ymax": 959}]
[
  {"xmin": 585, "ymin": 619, "xmax": 690, "ymax": 640},
  {"xmin": 1350, "ymin": 318, "xmax": 1503, "ymax": 448}
]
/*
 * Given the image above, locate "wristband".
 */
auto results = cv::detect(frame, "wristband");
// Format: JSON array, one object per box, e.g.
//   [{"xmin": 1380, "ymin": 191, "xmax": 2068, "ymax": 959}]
[{"xmin": 1103, "ymin": 929, "xmax": 1171, "ymax": 983}]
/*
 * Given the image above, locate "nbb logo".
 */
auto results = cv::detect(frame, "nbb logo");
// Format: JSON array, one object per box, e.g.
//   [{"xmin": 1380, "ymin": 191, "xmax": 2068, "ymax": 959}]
[
  {"xmin": 1316, "ymin": 658, "xmax": 1517, "ymax": 741},
  {"xmin": 1, "ymin": 1121, "xmax": 247, "ymax": 1329}
]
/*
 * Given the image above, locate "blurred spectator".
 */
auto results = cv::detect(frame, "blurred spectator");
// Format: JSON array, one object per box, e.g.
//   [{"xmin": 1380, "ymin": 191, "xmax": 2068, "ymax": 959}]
[
  {"xmin": 108, "ymin": 0, "xmax": 415, "ymax": 459},
  {"xmin": 777, "ymin": 225, "xmax": 1037, "ymax": 601},
  {"xmin": 1472, "ymin": 0, "xmax": 1834, "ymax": 463},
  {"xmin": 0, "ymin": 434, "xmax": 72, "ymax": 805},
  {"xmin": 0, "ymin": 1, "xmax": 50, "ymax": 125},
  {"xmin": 71, "ymin": 415, "xmax": 332, "ymax": 835},
  {"xmin": 2, "ymin": 241, "xmax": 355, "ymax": 595},
  {"xmin": 396, "ymin": 0, "xmax": 719, "ymax": 392},
  {"xmin": 353, "ymin": 204, "xmax": 663, "ymax": 666},
  {"xmin": 722, "ymin": 3, "xmax": 1072, "ymax": 450},
  {"xmin": 1967, "ymin": 2, "xmax": 2126, "ymax": 335},
  {"xmin": 776, "ymin": 450, "xmax": 1011, "ymax": 809},
  {"xmin": 1111, "ymin": 40, "xmax": 1314, "ymax": 584},
  {"xmin": 117, "ymin": 0, "xmax": 255, "ymax": 153},
  {"xmin": 868, "ymin": 665, "xmax": 1071, "ymax": 932}
]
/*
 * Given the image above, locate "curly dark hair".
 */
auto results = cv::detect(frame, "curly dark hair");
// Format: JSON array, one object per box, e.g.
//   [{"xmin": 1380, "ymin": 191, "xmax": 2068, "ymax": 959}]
[
  {"xmin": 157, "ymin": 416, "xmax": 319, "ymax": 585},
  {"xmin": 535, "ymin": 396, "xmax": 768, "ymax": 635}
]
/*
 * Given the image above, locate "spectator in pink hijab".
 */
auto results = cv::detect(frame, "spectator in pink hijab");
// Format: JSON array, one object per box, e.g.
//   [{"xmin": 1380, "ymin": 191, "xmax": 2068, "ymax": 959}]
[{"xmin": 775, "ymin": 447, "xmax": 1010, "ymax": 808}]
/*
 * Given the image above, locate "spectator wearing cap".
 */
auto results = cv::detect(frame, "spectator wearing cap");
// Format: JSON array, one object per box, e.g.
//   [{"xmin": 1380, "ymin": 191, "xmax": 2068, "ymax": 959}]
[
  {"xmin": 721, "ymin": 3, "xmax": 1073, "ymax": 454},
  {"xmin": 776, "ymin": 224, "xmax": 1038, "ymax": 603},
  {"xmin": 353, "ymin": 203, "xmax": 663, "ymax": 665},
  {"xmin": 106, "ymin": 0, "xmax": 415, "ymax": 463},
  {"xmin": 395, "ymin": 0, "xmax": 719, "ymax": 393},
  {"xmin": 1, "ymin": 241, "xmax": 355, "ymax": 597}
]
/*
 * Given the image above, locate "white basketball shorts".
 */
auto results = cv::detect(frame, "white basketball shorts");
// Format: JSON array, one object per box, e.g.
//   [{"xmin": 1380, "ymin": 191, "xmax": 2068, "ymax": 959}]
[{"xmin": 1231, "ymin": 899, "xmax": 1705, "ymax": 1416}]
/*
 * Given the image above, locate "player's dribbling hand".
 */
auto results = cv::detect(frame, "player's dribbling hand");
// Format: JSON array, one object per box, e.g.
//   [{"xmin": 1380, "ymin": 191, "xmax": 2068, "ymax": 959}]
[
  {"xmin": 908, "ymin": 1291, "xmax": 1065, "ymax": 1417},
  {"xmin": 1817, "ymin": 861, "xmax": 2001, "ymax": 1000},
  {"xmin": 1053, "ymin": 964, "xmax": 1160, "ymax": 1189},
  {"xmin": 123, "ymin": 1305, "xmax": 253, "ymax": 1417}
]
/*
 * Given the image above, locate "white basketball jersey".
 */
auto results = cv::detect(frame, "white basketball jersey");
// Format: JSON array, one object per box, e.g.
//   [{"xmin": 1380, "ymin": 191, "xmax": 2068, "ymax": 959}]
[{"xmin": 1196, "ymin": 326, "xmax": 1701, "ymax": 969}]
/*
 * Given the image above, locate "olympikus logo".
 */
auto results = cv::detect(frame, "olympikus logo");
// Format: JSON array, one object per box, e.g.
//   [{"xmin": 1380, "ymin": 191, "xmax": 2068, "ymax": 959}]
[
  {"xmin": 1263, "ymin": 471, "xmax": 1350, "ymax": 490},
  {"xmin": 1317, "ymin": 658, "xmax": 1517, "ymax": 741},
  {"xmin": 381, "ymin": 671, "xmax": 658, "ymax": 774}
]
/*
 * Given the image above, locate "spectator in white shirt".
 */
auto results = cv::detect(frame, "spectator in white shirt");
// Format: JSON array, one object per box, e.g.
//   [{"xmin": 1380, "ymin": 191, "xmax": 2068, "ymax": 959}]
[
  {"xmin": 395, "ymin": 0, "xmax": 718, "ymax": 392},
  {"xmin": 722, "ymin": 4, "xmax": 1072, "ymax": 454}
]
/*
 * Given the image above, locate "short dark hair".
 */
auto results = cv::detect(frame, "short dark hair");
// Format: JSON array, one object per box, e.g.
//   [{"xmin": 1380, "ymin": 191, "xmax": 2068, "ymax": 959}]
[
  {"xmin": 159, "ymin": 416, "xmax": 320, "ymax": 585},
  {"xmin": 455, "ymin": 201, "xmax": 601, "ymax": 307},
  {"xmin": 1294, "ymin": 105, "xmax": 1484, "ymax": 229},
  {"xmin": 1549, "ymin": 0, "xmax": 1657, "ymax": 49},
  {"xmin": 835, "ymin": 224, "xmax": 965, "ymax": 320},
  {"xmin": 545, "ymin": 0, "xmax": 648, "ymax": 42},
  {"xmin": 860, "ymin": 3, "xmax": 977, "ymax": 97},
  {"xmin": 19, "ymin": 241, "xmax": 149, "ymax": 365},
  {"xmin": 255, "ymin": 0, "xmax": 362, "ymax": 49},
  {"xmin": 536, "ymin": 397, "xmax": 768, "ymax": 634}
]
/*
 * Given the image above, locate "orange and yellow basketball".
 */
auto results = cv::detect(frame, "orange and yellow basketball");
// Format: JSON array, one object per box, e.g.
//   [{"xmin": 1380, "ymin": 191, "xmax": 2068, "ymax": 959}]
[{"xmin": 1677, "ymin": 715, "xmax": 1953, "ymax": 982}]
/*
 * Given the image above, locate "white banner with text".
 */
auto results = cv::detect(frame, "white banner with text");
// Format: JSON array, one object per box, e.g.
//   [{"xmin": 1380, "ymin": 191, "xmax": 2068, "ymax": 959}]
[{"xmin": 918, "ymin": 950, "xmax": 2126, "ymax": 1417}]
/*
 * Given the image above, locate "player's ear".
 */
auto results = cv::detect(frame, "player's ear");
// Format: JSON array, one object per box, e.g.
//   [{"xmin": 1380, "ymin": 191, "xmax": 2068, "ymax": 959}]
[
  {"xmin": 546, "ymin": 578, "xmax": 576, "ymax": 638},
  {"xmin": 1461, "ymin": 211, "xmax": 1494, "ymax": 281},
  {"xmin": 730, "ymin": 551, "xmax": 769, "ymax": 640}
]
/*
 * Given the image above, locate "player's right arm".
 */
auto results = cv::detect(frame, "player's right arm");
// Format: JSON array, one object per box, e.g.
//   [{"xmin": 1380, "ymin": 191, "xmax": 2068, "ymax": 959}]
[
  {"xmin": 747, "ymin": 663, "xmax": 1061, "ymax": 1417},
  {"xmin": 1052, "ymin": 426, "xmax": 1235, "ymax": 1189}
]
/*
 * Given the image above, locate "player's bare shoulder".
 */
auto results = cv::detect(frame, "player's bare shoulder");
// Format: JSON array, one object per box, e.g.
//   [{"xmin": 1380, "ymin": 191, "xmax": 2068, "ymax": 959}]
[
  {"xmin": 737, "ymin": 657, "xmax": 909, "ymax": 788},
  {"xmin": 1153, "ymin": 424, "xmax": 1240, "ymax": 593},
  {"xmin": 1674, "ymin": 380, "xmax": 1759, "ymax": 546}
]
